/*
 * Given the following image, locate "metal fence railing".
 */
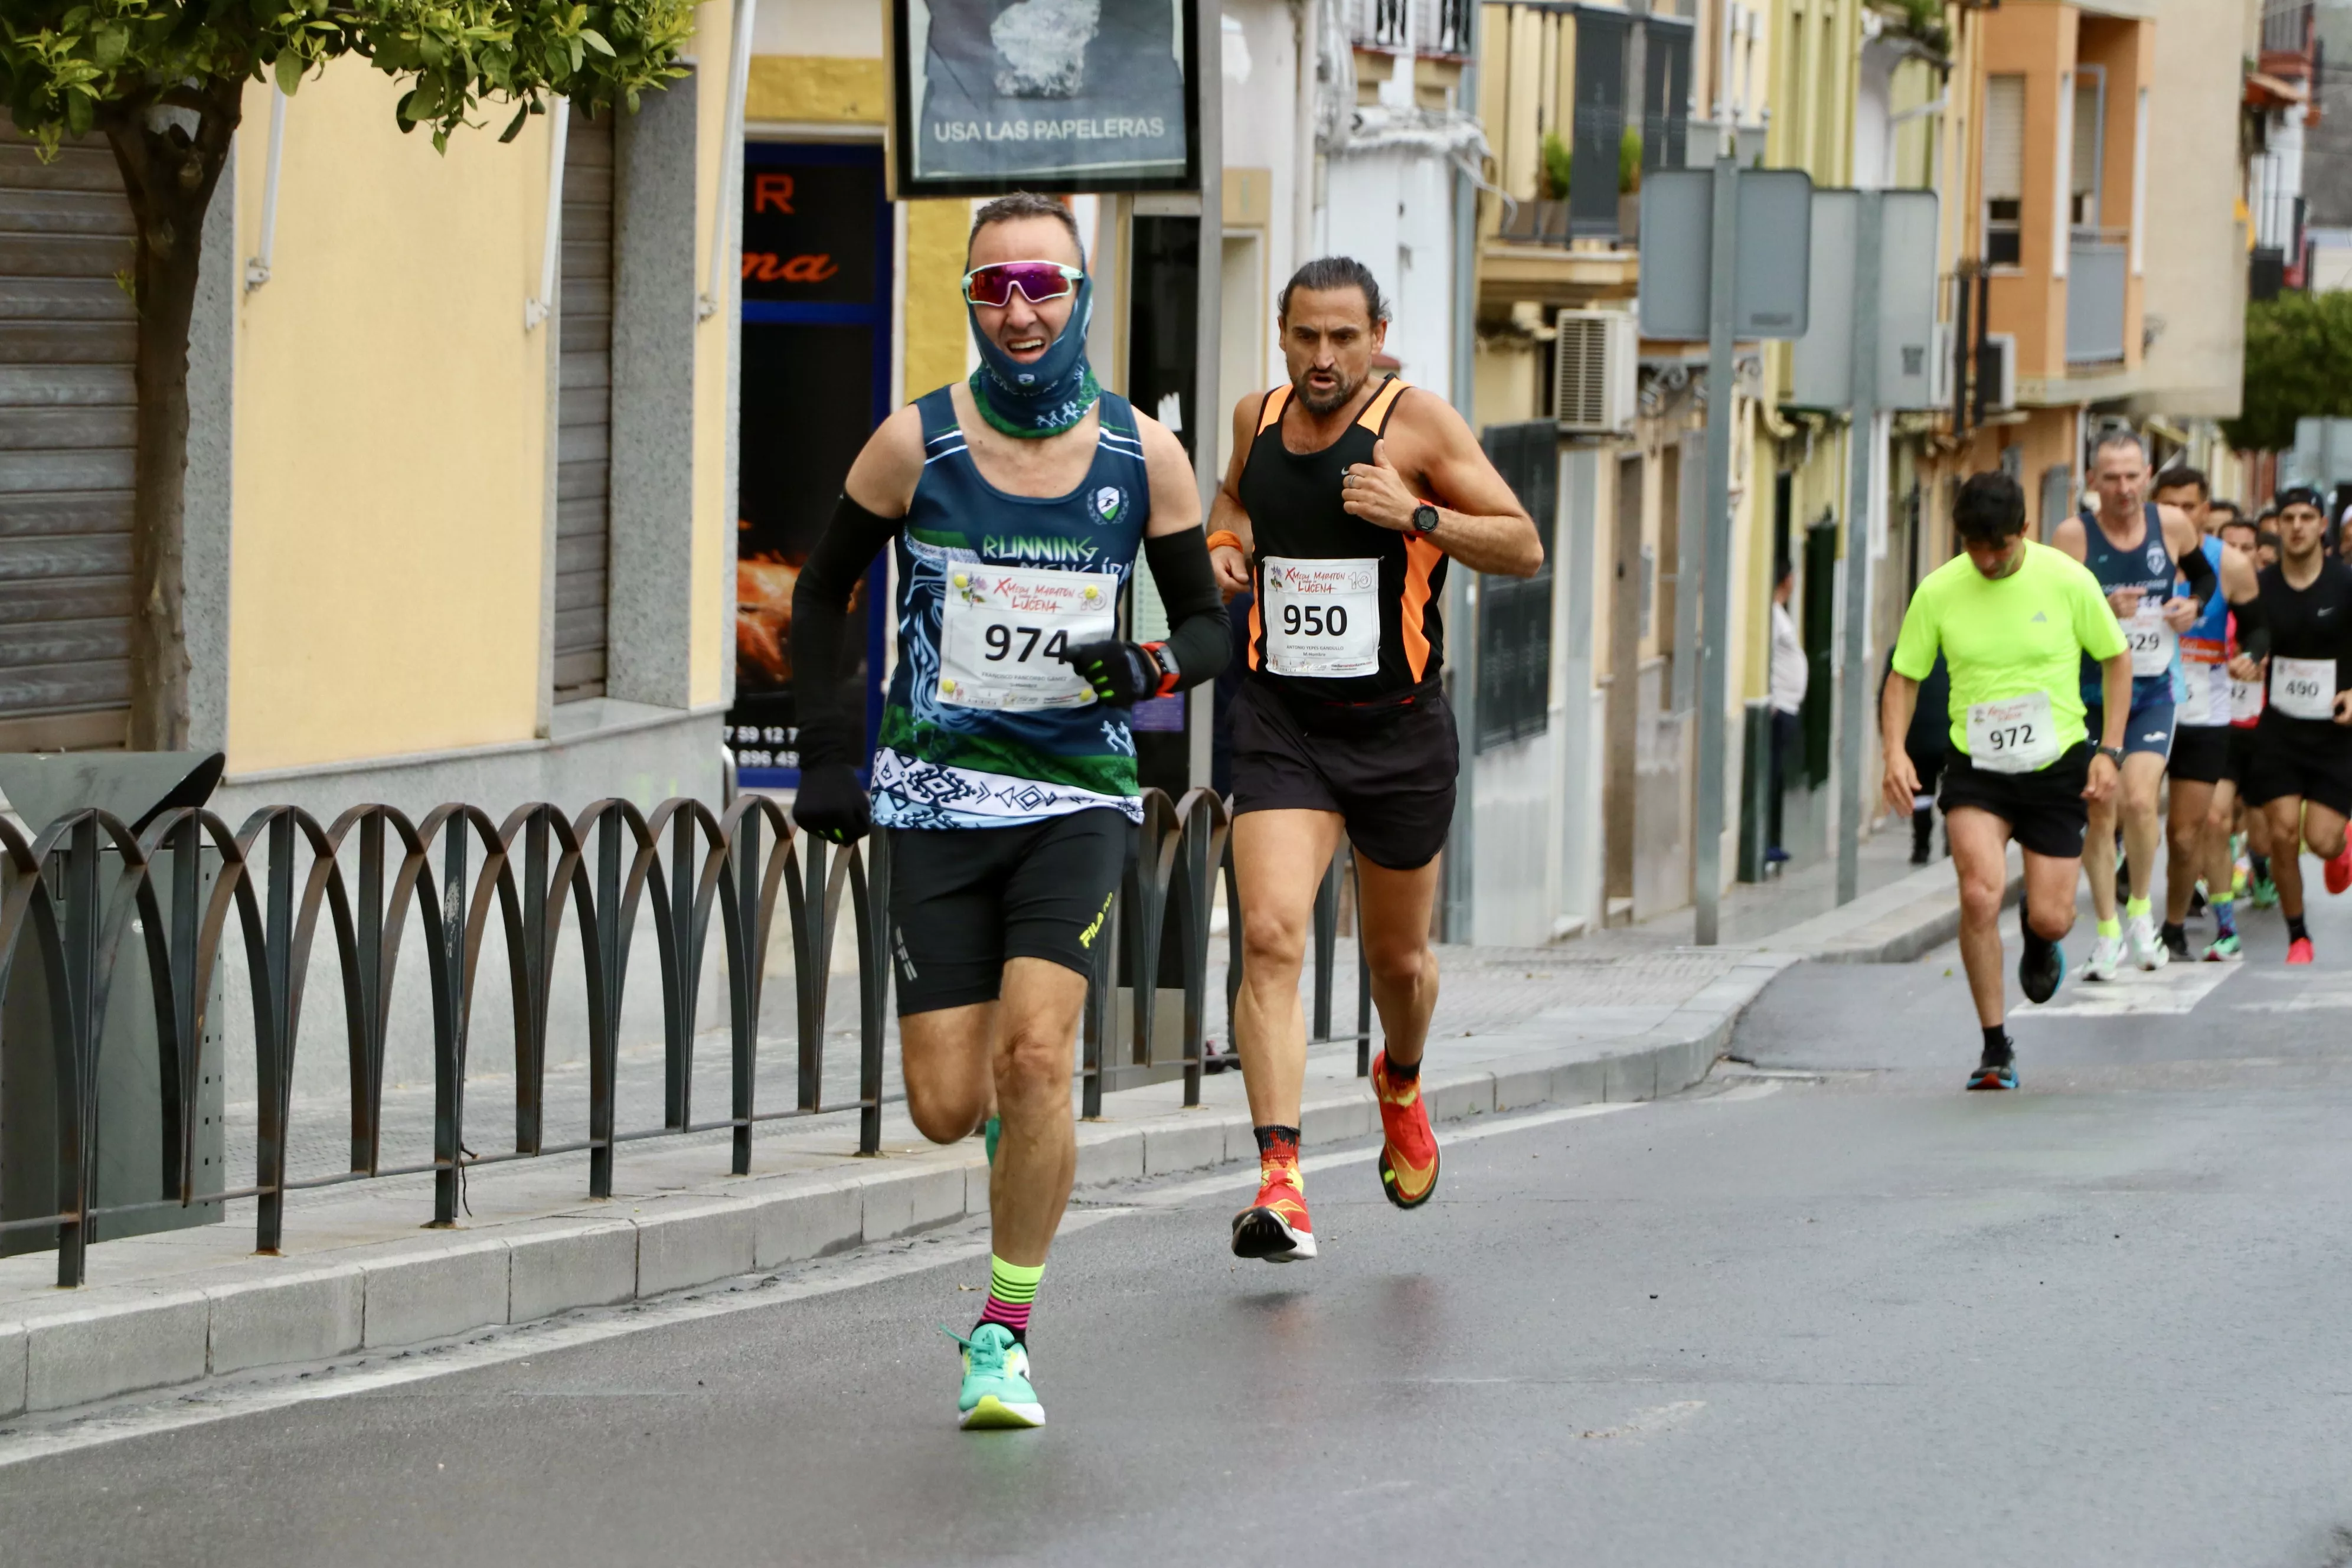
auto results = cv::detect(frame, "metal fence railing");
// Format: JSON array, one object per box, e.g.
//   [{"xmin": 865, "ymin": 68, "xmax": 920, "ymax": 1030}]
[{"xmin": 0, "ymin": 787, "xmax": 1374, "ymax": 1288}]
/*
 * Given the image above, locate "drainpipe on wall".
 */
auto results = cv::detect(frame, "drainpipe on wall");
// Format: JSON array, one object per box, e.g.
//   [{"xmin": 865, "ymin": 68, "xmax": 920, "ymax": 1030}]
[{"xmin": 1444, "ymin": 32, "xmax": 1481, "ymax": 946}]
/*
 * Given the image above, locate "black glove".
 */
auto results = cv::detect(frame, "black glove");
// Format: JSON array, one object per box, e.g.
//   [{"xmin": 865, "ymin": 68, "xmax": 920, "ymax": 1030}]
[
  {"xmin": 1054, "ymin": 639, "xmax": 1175, "ymax": 706},
  {"xmin": 790, "ymin": 762, "xmax": 871, "ymax": 845}
]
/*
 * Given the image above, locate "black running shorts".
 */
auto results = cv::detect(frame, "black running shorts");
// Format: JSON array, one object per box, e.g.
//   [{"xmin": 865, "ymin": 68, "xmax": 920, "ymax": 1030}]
[
  {"xmin": 2226, "ymin": 725, "xmax": 2260, "ymax": 786},
  {"xmin": 2168, "ymin": 724, "xmax": 2230, "ymax": 786},
  {"xmin": 1938, "ymin": 743, "xmax": 2092, "ymax": 860},
  {"xmin": 1228, "ymin": 677, "xmax": 1458, "ymax": 870},
  {"xmin": 885, "ymin": 808, "xmax": 1131, "ymax": 1015},
  {"xmin": 2243, "ymin": 714, "xmax": 2352, "ymax": 817}
]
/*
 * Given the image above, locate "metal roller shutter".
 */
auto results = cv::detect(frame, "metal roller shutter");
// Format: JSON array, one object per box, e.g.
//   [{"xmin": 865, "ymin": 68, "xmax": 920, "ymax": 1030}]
[
  {"xmin": 0, "ymin": 123, "xmax": 135, "ymax": 751},
  {"xmin": 553, "ymin": 105, "xmax": 613, "ymax": 704}
]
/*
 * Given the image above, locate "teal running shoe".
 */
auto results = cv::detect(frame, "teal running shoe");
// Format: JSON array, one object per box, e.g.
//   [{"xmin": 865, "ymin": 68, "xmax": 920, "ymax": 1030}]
[
  {"xmin": 2251, "ymin": 874, "xmax": 2279, "ymax": 910},
  {"xmin": 943, "ymin": 1322, "xmax": 1043, "ymax": 1430},
  {"xmin": 984, "ymin": 1115, "xmax": 1001, "ymax": 1165},
  {"xmin": 2201, "ymin": 932, "xmax": 2243, "ymax": 962},
  {"xmin": 1967, "ymin": 1062, "xmax": 2020, "ymax": 1092}
]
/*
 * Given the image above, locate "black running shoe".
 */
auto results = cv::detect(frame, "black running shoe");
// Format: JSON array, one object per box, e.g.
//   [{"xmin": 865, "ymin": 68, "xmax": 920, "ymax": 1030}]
[
  {"xmin": 2018, "ymin": 935, "xmax": 2066, "ymax": 1005},
  {"xmin": 2160, "ymin": 922, "xmax": 2191, "ymax": 963}
]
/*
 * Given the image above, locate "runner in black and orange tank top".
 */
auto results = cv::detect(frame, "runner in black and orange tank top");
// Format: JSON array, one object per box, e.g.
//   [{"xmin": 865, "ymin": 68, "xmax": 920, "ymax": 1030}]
[
  {"xmin": 1203, "ymin": 256, "xmax": 1543, "ymax": 1265},
  {"xmin": 1237, "ymin": 375, "xmax": 1449, "ymax": 705}
]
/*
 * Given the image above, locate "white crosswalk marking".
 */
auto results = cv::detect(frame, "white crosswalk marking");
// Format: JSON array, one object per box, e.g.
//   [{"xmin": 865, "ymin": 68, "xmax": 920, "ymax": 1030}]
[
  {"xmin": 2036, "ymin": 959, "xmax": 2242, "ymax": 1017},
  {"xmin": 2229, "ymin": 969, "xmax": 2352, "ymax": 1013}
]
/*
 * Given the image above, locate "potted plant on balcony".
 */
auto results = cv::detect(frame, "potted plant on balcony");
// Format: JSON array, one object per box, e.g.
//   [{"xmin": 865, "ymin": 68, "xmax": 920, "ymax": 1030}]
[{"xmin": 1618, "ymin": 128, "xmax": 1644, "ymax": 243}]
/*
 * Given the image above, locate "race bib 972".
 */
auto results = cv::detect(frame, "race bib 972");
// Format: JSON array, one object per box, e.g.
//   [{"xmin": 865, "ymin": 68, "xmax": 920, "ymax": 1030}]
[{"xmin": 1966, "ymin": 692, "xmax": 2062, "ymax": 775}]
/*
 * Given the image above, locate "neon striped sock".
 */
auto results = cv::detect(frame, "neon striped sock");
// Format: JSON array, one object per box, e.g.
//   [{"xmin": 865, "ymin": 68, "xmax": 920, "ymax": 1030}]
[{"xmin": 976, "ymin": 1255, "xmax": 1043, "ymax": 1341}]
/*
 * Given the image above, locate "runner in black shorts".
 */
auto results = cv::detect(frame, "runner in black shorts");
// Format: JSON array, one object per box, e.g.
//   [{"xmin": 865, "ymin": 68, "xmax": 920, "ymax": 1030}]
[
  {"xmin": 2239, "ymin": 486, "xmax": 2352, "ymax": 963},
  {"xmin": 1205, "ymin": 257, "xmax": 1541, "ymax": 1260},
  {"xmin": 1883, "ymin": 471, "xmax": 2128, "ymax": 1092},
  {"xmin": 790, "ymin": 194, "xmax": 1227, "ymax": 1428},
  {"xmin": 2150, "ymin": 466, "xmax": 2259, "ymax": 961}
]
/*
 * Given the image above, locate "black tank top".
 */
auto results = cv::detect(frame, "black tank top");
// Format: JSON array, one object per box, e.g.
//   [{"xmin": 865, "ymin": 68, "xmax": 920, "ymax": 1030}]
[
  {"xmin": 1236, "ymin": 377, "xmax": 1449, "ymax": 707},
  {"xmin": 2258, "ymin": 557, "xmax": 2352, "ymax": 704}
]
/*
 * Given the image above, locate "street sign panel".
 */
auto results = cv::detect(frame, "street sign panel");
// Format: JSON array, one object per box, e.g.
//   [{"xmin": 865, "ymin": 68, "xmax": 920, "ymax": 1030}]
[
  {"xmin": 1789, "ymin": 188, "xmax": 1942, "ymax": 410},
  {"xmin": 1637, "ymin": 168, "xmax": 1814, "ymax": 341}
]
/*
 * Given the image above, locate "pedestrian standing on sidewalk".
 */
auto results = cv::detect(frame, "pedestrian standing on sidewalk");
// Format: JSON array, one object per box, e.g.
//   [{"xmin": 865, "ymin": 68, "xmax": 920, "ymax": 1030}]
[
  {"xmin": 1881, "ymin": 471, "xmax": 2129, "ymax": 1092},
  {"xmin": 1883, "ymin": 645, "xmax": 1951, "ymax": 865},
  {"xmin": 1767, "ymin": 561, "xmax": 1808, "ymax": 867}
]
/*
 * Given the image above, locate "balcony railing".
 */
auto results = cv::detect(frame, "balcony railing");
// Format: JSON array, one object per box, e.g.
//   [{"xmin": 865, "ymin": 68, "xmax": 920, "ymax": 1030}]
[
  {"xmin": 2066, "ymin": 234, "xmax": 2129, "ymax": 366},
  {"xmin": 2263, "ymin": 0, "xmax": 2315, "ymax": 59},
  {"xmin": 1354, "ymin": 0, "xmax": 1475, "ymax": 58}
]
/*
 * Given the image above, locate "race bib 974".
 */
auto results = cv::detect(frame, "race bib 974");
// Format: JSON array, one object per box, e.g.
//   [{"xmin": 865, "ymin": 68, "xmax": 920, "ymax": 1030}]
[{"xmin": 936, "ymin": 565, "xmax": 1118, "ymax": 711}]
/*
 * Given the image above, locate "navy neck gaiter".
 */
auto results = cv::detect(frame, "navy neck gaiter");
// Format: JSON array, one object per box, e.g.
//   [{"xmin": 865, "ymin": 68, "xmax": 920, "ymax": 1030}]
[{"xmin": 968, "ymin": 275, "xmax": 1100, "ymax": 439}]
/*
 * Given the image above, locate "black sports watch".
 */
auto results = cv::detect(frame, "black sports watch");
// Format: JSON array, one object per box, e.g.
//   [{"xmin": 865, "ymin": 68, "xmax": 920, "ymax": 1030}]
[
  {"xmin": 2095, "ymin": 744, "xmax": 2125, "ymax": 767},
  {"xmin": 1410, "ymin": 502, "xmax": 1440, "ymax": 534}
]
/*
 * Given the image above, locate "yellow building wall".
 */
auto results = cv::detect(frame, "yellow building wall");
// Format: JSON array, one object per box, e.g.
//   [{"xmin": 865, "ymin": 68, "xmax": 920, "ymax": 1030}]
[
  {"xmin": 227, "ymin": 63, "xmax": 553, "ymax": 772},
  {"xmin": 747, "ymin": 51, "xmax": 965, "ymax": 405}
]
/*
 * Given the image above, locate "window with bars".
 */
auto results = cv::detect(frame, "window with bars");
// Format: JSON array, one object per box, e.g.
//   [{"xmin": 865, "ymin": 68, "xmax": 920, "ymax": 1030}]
[
  {"xmin": 1475, "ymin": 422, "xmax": 1556, "ymax": 752},
  {"xmin": 1983, "ymin": 74, "xmax": 2026, "ymax": 267}
]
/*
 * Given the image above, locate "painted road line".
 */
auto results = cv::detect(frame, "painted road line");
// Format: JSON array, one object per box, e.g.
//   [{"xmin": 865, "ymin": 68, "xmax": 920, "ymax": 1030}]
[
  {"xmin": 2229, "ymin": 969, "xmax": 2352, "ymax": 1014},
  {"xmin": 2035, "ymin": 959, "xmax": 2242, "ymax": 1018},
  {"xmin": 0, "ymin": 1099, "xmax": 1648, "ymax": 1466}
]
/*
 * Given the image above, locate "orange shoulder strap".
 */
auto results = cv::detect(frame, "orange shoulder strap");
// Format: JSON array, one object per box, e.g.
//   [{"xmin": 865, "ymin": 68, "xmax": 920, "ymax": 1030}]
[
  {"xmin": 1356, "ymin": 376, "xmax": 1412, "ymax": 433},
  {"xmin": 1256, "ymin": 384, "xmax": 1293, "ymax": 434}
]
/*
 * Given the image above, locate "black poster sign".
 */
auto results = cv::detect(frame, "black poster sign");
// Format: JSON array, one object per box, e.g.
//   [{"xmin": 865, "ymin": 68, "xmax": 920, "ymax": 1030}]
[{"xmin": 890, "ymin": 0, "xmax": 1200, "ymax": 197}]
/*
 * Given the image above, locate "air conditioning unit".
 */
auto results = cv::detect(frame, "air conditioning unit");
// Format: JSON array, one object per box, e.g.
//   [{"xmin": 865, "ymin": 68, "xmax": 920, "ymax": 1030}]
[
  {"xmin": 1980, "ymin": 332, "xmax": 2018, "ymax": 413},
  {"xmin": 1553, "ymin": 309, "xmax": 1637, "ymax": 434}
]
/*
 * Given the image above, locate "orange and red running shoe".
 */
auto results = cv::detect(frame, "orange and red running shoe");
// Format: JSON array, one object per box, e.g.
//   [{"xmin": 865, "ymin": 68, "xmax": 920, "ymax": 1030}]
[
  {"xmin": 2325, "ymin": 838, "xmax": 2352, "ymax": 897},
  {"xmin": 1373, "ymin": 1051, "xmax": 1440, "ymax": 1210},
  {"xmin": 1231, "ymin": 1158, "xmax": 1316, "ymax": 1262}
]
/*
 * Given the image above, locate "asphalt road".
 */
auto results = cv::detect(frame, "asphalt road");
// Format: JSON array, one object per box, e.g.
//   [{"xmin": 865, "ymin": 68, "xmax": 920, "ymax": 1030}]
[{"xmin": 9, "ymin": 867, "xmax": 2352, "ymax": 1566}]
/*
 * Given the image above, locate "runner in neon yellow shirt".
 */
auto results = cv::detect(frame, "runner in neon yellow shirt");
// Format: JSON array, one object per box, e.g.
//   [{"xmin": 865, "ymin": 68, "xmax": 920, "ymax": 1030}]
[{"xmin": 1883, "ymin": 471, "xmax": 2129, "ymax": 1090}]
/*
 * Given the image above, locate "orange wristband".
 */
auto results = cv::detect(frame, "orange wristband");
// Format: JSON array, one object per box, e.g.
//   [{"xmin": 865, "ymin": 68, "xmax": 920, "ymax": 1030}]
[{"xmin": 1205, "ymin": 530, "xmax": 1246, "ymax": 555}]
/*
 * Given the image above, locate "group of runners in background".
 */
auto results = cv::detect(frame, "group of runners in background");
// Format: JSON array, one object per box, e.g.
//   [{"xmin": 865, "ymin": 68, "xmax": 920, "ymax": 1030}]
[
  {"xmin": 786, "ymin": 188, "xmax": 2352, "ymax": 1431},
  {"xmin": 1888, "ymin": 435, "xmax": 2352, "ymax": 1093}
]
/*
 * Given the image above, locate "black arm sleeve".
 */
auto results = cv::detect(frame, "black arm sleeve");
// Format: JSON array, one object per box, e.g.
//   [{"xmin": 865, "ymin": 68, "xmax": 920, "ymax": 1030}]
[
  {"xmin": 1142, "ymin": 526, "xmax": 1230, "ymax": 692},
  {"xmin": 2178, "ymin": 538, "xmax": 2217, "ymax": 607},
  {"xmin": 787, "ymin": 494, "xmax": 900, "ymax": 767},
  {"xmin": 2235, "ymin": 593, "xmax": 2272, "ymax": 663}
]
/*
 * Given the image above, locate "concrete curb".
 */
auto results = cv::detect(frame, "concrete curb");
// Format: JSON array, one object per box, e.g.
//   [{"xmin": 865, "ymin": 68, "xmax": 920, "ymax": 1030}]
[
  {"xmin": 1759, "ymin": 848, "xmax": 2024, "ymax": 965},
  {"xmin": 0, "ymin": 914, "xmax": 1916, "ymax": 1420}
]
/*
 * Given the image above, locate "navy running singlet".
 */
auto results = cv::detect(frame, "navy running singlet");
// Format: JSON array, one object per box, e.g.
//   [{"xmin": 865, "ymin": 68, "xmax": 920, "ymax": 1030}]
[
  {"xmin": 2077, "ymin": 501, "xmax": 2183, "ymax": 708},
  {"xmin": 870, "ymin": 388, "xmax": 1152, "ymax": 830}
]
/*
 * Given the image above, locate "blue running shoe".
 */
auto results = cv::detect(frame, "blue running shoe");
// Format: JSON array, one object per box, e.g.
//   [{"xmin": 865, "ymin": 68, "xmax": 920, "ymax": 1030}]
[
  {"xmin": 1966, "ymin": 1063, "xmax": 2019, "ymax": 1092},
  {"xmin": 2018, "ymin": 935, "xmax": 2066, "ymax": 1005},
  {"xmin": 984, "ymin": 1115, "xmax": 1000, "ymax": 1165},
  {"xmin": 943, "ymin": 1322, "xmax": 1043, "ymax": 1430}
]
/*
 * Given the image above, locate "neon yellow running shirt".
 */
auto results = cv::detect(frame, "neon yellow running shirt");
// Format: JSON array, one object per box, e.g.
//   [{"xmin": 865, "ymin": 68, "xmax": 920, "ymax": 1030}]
[{"xmin": 1890, "ymin": 541, "xmax": 2128, "ymax": 762}]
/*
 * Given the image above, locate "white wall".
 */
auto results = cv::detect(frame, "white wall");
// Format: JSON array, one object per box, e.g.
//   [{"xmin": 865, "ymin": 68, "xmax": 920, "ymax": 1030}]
[
  {"xmin": 752, "ymin": 0, "xmax": 881, "ymax": 56},
  {"xmin": 1321, "ymin": 149, "xmax": 1456, "ymax": 400},
  {"xmin": 1223, "ymin": 0, "xmax": 1309, "ymax": 394}
]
